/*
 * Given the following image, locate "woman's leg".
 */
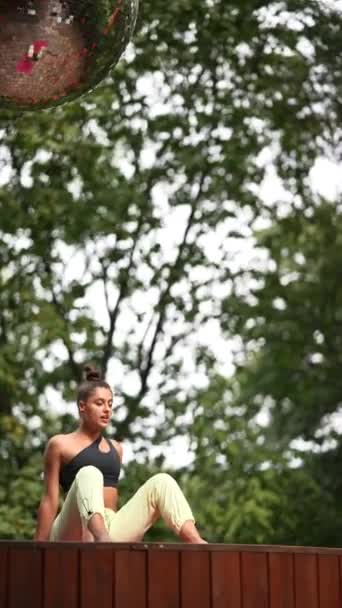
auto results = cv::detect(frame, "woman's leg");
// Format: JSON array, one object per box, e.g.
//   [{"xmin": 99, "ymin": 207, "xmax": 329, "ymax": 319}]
[
  {"xmin": 108, "ymin": 473, "xmax": 206, "ymax": 543},
  {"xmin": 49, "ymin": 465, "xmax": 110, "ymax": 541}
]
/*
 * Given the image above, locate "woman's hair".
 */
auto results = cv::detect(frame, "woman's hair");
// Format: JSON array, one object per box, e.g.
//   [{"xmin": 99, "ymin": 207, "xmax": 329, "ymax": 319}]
[{"xmin": 77, "ymin": 363, "xmax": 112, "ymax": 405}]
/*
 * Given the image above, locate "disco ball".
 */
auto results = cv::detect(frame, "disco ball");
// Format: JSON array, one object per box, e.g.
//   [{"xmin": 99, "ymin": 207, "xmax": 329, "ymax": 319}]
[{"xmin": 0, "ymin": 0, "xmax": 139, "ymax": 111}]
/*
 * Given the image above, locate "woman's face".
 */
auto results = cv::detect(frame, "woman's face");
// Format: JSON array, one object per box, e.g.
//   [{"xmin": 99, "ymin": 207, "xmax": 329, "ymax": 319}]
[{"xmin": 79, "ymin": 387, "xmax": 113, "ymax": 429}]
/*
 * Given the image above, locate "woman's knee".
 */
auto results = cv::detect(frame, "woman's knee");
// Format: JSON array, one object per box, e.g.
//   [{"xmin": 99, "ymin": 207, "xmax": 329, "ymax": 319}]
[
  {"xmin": 75, "ymin": 465, "xmax": 103, "ymax": 483},
  {"xmin": 149, "ymin": 472, "xmax": 177, "ymax": 488}
]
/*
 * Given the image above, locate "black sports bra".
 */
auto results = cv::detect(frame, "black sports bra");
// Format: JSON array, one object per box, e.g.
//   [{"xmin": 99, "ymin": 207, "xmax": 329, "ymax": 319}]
[{"xmin": 59, "ymin": 435, "xmax": 121, "ymax": 493}]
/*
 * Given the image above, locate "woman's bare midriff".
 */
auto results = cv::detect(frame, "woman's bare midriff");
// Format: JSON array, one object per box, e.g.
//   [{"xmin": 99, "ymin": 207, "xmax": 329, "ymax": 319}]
[
  {"xmin": 63, "ymin": 486, "xmax": 119, "ymax": 508},
  {"xmin": 104, "ymin": 486, "xmax": 119, "ymax": 511}
]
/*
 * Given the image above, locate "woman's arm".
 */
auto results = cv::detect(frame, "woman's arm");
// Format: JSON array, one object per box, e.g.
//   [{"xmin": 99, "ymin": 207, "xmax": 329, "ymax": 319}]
[{"xmin": 34, "ymin": 436, "xmax": 62, "ymax": 541}]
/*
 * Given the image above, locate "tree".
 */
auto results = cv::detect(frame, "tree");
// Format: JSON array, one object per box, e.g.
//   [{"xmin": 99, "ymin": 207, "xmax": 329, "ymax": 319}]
[
  {"xmin": 218, "ymin": 197, "xmax": 342, "ymax": 544},
  {"xmin": 0, "ymin": 0, "xmax": 341, "ymax": 539},
  {"xmin": 221, "ymin": 201, "xmax": 342, "ymax": 445},
  {"xmin": 177, "ymin": 374, "xmax": 342, "ymax": 546}
]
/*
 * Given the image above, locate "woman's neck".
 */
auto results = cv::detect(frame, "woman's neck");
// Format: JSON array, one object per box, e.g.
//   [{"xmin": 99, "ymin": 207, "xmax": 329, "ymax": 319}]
[{"xmin": 77, "ymin": 425, "xmax": 103, "ymax": 441}]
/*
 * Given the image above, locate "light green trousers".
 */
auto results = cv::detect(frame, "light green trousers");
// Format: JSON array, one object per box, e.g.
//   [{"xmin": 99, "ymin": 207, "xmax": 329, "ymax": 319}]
[{"xmin": 50, "ymin": 465, "xmax": 195, "ymax": 542}]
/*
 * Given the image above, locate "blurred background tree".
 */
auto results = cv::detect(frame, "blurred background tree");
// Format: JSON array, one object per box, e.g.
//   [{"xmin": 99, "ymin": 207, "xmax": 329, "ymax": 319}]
[{"xmin": 0, "ymin": 0, "xmax": 342, "ymax": 544}]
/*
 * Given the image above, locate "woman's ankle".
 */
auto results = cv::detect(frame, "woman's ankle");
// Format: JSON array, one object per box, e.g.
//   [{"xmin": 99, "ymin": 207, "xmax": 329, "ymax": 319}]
[
  {"xmin": 179, "ymin": 520, "xmax": 207, "ymax": 544},
  {"xmin": 87, "ymin": 513, "xmax": 110, "ymax": 541}
]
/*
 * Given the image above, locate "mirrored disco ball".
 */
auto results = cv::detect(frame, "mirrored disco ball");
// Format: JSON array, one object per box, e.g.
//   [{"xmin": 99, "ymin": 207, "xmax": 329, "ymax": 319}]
[{"xmin": 0, "ymin": 0, "xmax": 139, "ymax": 111}]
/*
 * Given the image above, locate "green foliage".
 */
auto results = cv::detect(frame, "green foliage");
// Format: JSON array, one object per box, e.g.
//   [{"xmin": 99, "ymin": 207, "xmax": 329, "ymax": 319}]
[
  {"xmin": 221, "ymin": 202, "xmax": 342, "ymax": 443},
  {"xmin": 179, "ymin": 375, "xmax": 342, "ymax": 546},
  {"xmin": 0, "ymin": 454, "xmax": 42, "ymax": 539}
]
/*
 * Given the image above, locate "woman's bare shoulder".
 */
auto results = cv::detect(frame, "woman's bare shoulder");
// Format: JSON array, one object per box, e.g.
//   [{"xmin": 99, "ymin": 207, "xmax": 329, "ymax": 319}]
[{"xmin": 45, "ymin": 433, "xmax": 76, "ymax": 452}]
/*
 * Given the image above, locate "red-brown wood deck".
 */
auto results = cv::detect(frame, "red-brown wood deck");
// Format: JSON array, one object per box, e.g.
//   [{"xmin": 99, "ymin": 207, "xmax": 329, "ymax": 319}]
[{"xmin": 1, "ymin": 541, "xmax": 342, "ymax": 608}]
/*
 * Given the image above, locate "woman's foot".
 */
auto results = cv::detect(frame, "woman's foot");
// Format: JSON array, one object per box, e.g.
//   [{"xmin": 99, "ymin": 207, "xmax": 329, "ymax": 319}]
[
  {"xmin": 179, "ymin": 520, "xmax": 208, "ymax": 544},
  {"xmin": 87, "ymin": 513, "xmax": 111, "ymax": 542},
  {"xmin": 95, "ymin": 532, "xmax": 112, "ymax": 542}
]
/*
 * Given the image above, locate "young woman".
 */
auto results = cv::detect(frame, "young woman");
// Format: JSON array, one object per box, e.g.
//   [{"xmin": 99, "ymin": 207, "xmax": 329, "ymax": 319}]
[{"xmin": 34, "ymin": 365, "xmax": 207, "ymax": 543}]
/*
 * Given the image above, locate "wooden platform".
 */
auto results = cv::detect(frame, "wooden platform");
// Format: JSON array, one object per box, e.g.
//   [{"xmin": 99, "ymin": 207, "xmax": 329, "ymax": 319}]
[{"xmin": 1, "ymin": 541, "xmax": 342, "ymax": 607}]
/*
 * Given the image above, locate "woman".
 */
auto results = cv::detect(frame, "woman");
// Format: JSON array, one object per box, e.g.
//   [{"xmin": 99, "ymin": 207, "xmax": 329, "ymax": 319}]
[{"xmin": 34, "ymin": 365, "xmax": 207, "ymax": 543}]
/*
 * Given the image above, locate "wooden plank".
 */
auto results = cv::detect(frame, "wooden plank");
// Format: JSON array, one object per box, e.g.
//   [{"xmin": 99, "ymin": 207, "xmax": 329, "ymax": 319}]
[
  {"xmin": 180, "ymin": 550, "xmax": 210, "ymax": 608},
  {"xmin": 211, "ymin": 550, "xmax": 241, "ymax": 608},
  {"xmin": 2, "ymin": 540, "xmax": 342, "ymax": 556},
  {"xmin": 241, "ymin": 552, "xmax": 268, "ymax": 608},
  {"xmin": 80, "ymin": 546, "xmax": 114, "ymax": 608},
  {"xmin": 8, "ymin": 545, "xmax": 42, "ymax": 608},
  {"xmin": 148, "ymin": 549, "xmax": 180, "ymax": 608},
  {"xmin": 0, "ymin": 543, "xmax": 8, "ymax": 608},
  {"xmin": 115, "ymin": 549, "xmax": 147, "ymax": 608},
  {"xmin": 44, "ymin": 545, "xmax": 79, "ymax": 608},
  {"xmin": 294, "ymin": 553, "xmax": 318, "ymax": 608},
  {"xmin": 3, "ymin": 540, "xmax": 342, "ymax": 608},
  {"xmin": 269, "ymin": 552, "xmax": 294, "ymax": 608},
  {"xmin": 318, "ymin": 554, "xmax": 341, "ymax": 608}
]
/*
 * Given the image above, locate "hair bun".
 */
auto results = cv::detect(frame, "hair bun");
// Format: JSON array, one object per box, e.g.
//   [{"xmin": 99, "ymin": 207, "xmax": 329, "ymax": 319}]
[{"xmin": 83, "ymin": 364, "xmax": 102, "ymax": 382}]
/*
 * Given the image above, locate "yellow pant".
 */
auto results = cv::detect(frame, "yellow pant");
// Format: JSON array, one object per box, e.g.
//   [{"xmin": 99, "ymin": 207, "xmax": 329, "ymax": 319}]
[{"xmin": 50, "ymin": 465, "xmax": 195, "ymax": 541}]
